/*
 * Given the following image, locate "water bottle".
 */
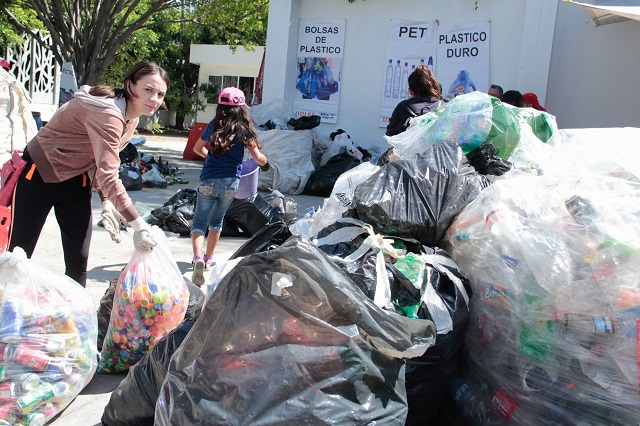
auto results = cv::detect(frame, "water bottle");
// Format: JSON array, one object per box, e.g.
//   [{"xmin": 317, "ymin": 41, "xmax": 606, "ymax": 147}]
[
  {"xmin": 384, "ymin": 59, "xmax": 393, "ymax": 98},
  {"xmin": 400, "ymin": 62, "xmax": 409, "ymax": 98},
  {"xmin": 451, "ymin": 377, "xmax": 488, "ymax": 424},
  {"xmin": 392, "ymin": 60, "xmax": 401, "ymax": 98}
]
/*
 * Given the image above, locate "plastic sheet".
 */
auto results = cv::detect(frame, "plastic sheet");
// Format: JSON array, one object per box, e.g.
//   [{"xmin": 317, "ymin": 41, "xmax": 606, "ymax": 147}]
[
  {"xmin": 0, "ymin": 248, "xmax": 97, "ymax": 424},
  {"xmin": 443, "ymin": 128, "xmax": 640, "ymax": 424},
  {"xmin": 350, "ymin": 141, "xmax": 486, "ymax": 247},
  {"xmin": 98, "ymin": 232, "xmax": 189, "ymax": 373},
  {"xmin": 101, "ymin": 318, "xmax": 196, "ymax": 426},
  {"xmin": 154, "ymin": 238, "xmax": 437, "ymax": 425}
]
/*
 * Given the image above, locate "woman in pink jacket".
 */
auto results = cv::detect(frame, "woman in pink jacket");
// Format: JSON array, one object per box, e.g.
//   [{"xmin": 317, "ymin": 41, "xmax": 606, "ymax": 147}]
[{"xmin": 9, "ymin": 61, "xmax": 169, "ymax": 286}]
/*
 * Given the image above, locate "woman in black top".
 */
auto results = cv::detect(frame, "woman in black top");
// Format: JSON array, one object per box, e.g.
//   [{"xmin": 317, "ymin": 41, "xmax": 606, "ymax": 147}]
[{"xmin": 386, "ymin": 65, "xmax": 445, "ymax": 137}]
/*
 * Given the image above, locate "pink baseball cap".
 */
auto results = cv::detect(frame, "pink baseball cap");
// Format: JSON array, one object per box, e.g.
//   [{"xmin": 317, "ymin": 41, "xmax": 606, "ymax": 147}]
[
  {"xmin": 0, "ymin": 59, "xmax": 10, "ymax": 71},
  {"xmin": 218, "ymin": 87, "xmax": 246, "ymax": 106}
]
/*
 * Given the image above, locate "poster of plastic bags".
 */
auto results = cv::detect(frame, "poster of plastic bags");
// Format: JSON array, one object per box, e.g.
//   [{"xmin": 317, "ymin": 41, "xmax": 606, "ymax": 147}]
[
  {"xmin": 436, "ymin": 21, "xmax": 490, "ymax": 100},
  {"xmin": 379, "ymin": 20, "xmax": 438, "ymax": 127},
  {"xmin": 294, "ymin": 19, "xmax": 345, "ymax": 124}
]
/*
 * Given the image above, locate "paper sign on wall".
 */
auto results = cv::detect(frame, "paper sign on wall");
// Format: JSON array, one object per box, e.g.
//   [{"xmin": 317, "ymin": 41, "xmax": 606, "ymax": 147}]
[
  {"xmin": 294, "ymin": 19, "xmax": 346, "ymax": 124},
  {"xmin": 379, "ymin": 20, "xmax": 438, "ymax": 128},
  {"xmin": 436, "ymin": 21, "xmax": 490, "ymax": 100},
  {"xmin": 379, "ymin": 20, "xmax": 490, "ymax": 128}
]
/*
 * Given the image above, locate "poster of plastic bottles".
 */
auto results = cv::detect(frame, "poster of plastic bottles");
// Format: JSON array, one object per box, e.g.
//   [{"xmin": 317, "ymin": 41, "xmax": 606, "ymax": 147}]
[
  {"xmin": 379, "ymin": 20, "xmax": 438, "ymax": 128},
  {"xmin": 436, "ymin": 21, "xmax": 490, "ymax": 101},
  {"xmin": 294, "ymin": 19, "xmax": 345, "ymax": 124}
]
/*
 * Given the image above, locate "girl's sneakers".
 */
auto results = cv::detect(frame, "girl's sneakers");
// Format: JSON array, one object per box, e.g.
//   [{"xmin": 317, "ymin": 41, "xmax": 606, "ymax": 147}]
[
  {"xmin": 191, "ymin": 254, "xmax": 205, "ymax": 287},
  {"xmin": 204, "ymin": 255, "xmax": 216, "ymax": 271},
  {"xmin": 191, "ymin": 254, "xmax": 216, "ymax": 287}
]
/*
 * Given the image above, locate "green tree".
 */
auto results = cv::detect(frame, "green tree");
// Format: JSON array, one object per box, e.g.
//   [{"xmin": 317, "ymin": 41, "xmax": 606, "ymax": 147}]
[{"xmin": 1, "ymin": 0, "xmax": 268, "ymax": 86}]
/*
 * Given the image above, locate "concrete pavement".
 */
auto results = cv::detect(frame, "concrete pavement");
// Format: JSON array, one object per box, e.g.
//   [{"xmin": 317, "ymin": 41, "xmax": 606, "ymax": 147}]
[{"xmin": 23, "ymin": 133, "xmax": 323, "ymax": 425}]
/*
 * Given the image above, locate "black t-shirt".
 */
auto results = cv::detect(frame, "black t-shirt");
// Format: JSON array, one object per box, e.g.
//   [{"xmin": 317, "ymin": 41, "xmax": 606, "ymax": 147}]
[{"xmin": 385, "ymin": 97, "xmax": 445, "ymax": 137}]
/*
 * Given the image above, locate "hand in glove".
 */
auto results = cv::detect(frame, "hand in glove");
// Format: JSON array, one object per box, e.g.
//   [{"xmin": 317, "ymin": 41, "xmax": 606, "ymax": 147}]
[
  {"xmin": 130, "ymin": 217, "xmax": 157, "ymax": 251},
  {"xmin": 101, "ymin": 200, "xmax": 128, "ymax": 243},
  {"xmin": 260, "ymin": 161, "xmax": 271, "ymax": 172}
]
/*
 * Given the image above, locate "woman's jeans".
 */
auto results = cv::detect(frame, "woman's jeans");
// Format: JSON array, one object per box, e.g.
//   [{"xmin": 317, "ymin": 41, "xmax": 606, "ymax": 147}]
[{"xmin": 191, "ymin": 177, "xmax": 239, "ymax": 235}]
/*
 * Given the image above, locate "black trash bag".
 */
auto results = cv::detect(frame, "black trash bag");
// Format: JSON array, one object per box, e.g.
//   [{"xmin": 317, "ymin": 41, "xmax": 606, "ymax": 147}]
[
  {"xmin": 97, "ymin": 278, "xmax": 118, "ymax": 351},
  {"xmin": 151, "ymin": 189, "xmax": 197, "ymax": 235},
  {"xmin": 119, "ymin": 142, "xmax": 138, "ymax": 164},
  {"xmin": 221, "ymin": 194, "xmax": 274, "ymax": 237},
  {"xmin": 390, "ymin": 247, "xmax": 472, "ymax": 425},
  {"xmin": 468, "ymin": 142, "xmax": 512, "ymax": 176},
  {"xmin": 119, "ymin": 166, "xmax": 142, "ymax": 191},
  {"xmin": 230, "ymin": 220, "xmax": 293, "ymax": 259},
  {"xmin": 350, "ymin": 141, "xmax": 485, "ymax": 247},
  {"xmin": 303, "ymin": 152, "xmax": 361, "ymax": 197},
  {"xmin": 287, "ymin": 115, "xmax": 321, "ymax": 130},
  {"xmin": 155, "ymin": 238, "xmax": 437, "ymax": 425},
  {"xmin": 101, "ymin": 318, "xmax": 197, "ymax": 426}
]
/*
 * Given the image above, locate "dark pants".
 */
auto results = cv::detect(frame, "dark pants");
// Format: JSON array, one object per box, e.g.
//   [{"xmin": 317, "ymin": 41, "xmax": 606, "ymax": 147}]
[{"xmin": 9, "ymin": 160, "xmax": 92, "ymax": 287}]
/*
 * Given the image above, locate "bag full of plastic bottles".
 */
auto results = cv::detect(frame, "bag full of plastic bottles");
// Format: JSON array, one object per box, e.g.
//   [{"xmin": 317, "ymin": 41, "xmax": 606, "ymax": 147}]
[
  {"xmin": 155, "ymin": 237, "xmax": 437, "ymax": 425},
  {"xmin": 443, "ymin": 128, "xmax": 640, "ymax": 425},
  {"xmin": 387, "ymin": 92, "xmax": 557, "ymax": 166},
  {"xmin": 98, "ymin": 229, "xmax": 189, "ymax": 373},
  {"xmin": 0, "ymin": 247, "xmax": 97, "ymax": 425}
]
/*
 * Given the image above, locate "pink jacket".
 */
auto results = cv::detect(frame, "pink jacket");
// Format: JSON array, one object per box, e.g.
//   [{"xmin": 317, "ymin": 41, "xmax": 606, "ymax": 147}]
[{"xmin": 26, "ymin": 86, "xmax": 139, "ymax": 221}]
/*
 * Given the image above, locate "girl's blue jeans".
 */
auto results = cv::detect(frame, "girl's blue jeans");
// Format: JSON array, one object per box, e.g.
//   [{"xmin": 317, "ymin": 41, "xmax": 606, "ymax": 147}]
[{"xmin": 191, "ymin": 177, "xmax": 239, "ymax": 235}]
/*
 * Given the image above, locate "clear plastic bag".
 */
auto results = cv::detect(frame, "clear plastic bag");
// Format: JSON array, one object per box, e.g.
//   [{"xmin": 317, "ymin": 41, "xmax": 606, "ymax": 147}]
[
  {"xmin": 97, "ymin": 231, "xmax": 189, "ymax": 373},
  {"xmin": 444, "ymin": 128, "xmax": 640, "ymax": 424},
  {"xmin": 0, "ymin": 248, "xmax": 98, "ymax": 424}
]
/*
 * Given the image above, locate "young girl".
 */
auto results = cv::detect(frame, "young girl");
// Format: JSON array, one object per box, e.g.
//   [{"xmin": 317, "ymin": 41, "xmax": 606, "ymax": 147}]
[
  {"xmin": 190, "ymin": 86, "xmax": 270, "ymax": 286},
  {"xmin": 9, "ymin": 61, "xmax": 168, "ymax": 287}
]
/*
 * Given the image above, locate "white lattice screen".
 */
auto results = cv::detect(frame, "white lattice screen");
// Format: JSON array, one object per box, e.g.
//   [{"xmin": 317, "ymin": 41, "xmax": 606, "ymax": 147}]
[{"xmin": 4, "ymin": 30, "xmax": 59, "ymax": 107}]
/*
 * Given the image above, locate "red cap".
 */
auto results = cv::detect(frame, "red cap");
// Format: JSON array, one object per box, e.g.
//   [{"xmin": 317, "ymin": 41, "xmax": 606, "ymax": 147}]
[
  {"xmin": 0, "ymin": 59, "xmax": 10, "ymax": 71},
  {"xmin": 523, "ymin": 92, "xmax": 546, "ymax": 112}
]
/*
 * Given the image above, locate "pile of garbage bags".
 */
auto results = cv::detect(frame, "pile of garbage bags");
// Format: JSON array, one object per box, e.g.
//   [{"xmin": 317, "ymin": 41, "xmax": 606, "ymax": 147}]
[
  {"xmin": 444, "ymin": 127, "xmax": 640, "ymax": 424},
  {"xmin": 0, "ymin": 248, "xmax": 98, "ymax": 425}
]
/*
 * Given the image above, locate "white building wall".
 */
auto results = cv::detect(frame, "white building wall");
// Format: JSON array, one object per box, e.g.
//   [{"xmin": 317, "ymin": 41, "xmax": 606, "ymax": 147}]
[
  {"xmin": 547, "ymin": 2, "xmax": 640, "ymax": 129},
  {"xmin": 190, "ymin": 45, "xmax": 265, "ymax": 123},
  {"xmin": 262, "ymin": 0, "xmax": 558, "ymax": 150}
]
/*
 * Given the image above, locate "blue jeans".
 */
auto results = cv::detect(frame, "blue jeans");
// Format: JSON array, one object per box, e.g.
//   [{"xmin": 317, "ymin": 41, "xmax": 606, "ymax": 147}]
[{"xmin": 191, "ymin": 177, "xmax": 239, "ymax": 235}]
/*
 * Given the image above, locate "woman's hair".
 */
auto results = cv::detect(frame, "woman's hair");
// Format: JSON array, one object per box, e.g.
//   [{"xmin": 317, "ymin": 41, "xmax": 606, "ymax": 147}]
[
  {"xmin": 89, "ymin": 61, "xmax": 170, "ymax": 104},
  {"xmin": 408, "ymin": 65, "xmax": 441, "ymax": 99},
  {"xmin": 208, "ymin": 104, "xmax": 260, "ymax": 155},
  {"xmin": 501, "ymin": 90, "xmax": 524, "ymax": 108}
]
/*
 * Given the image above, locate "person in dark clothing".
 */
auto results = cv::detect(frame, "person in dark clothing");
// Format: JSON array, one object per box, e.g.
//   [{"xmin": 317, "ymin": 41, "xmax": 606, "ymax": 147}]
[
  {"xmin": 386, "ymin": 65, "xmax": 445, "ymax": 137},
  {"xmin": 501, "ymin": 90, "xmax": 524, "ymax": 108}
]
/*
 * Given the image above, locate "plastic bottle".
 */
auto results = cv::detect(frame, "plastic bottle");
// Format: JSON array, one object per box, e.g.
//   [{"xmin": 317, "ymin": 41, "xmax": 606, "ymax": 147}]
[
  {"xmin": 400, "ymin": 62, "xmax": 409, "ymax": 98},
  {"xmin": 448, "ymin": 70, "xmax": 477, "ymax": 97},
  {"xmin": 384, "ymin": 59, "xmax": 393, "ymax": 97},
  {"xmin": 268, "ymin": 188, "xmax": 284, "ymax": 198},
  {"xmin": 451, "ymin": 377, "xmax": 488, "ymax": 424},
  {"xmin": 392, "ymin": 60, "xmax": 401, "ymax": 98}
]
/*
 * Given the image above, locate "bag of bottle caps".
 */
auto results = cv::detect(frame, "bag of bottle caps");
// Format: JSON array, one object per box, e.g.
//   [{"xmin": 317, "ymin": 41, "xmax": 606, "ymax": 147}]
[
  {"xmin": 0, "ymin": 247, "xmax": 98, "ymax": 425},
  {"xmin": 98, "ymin": 232, "xmax": 189, "ymax": 373}
]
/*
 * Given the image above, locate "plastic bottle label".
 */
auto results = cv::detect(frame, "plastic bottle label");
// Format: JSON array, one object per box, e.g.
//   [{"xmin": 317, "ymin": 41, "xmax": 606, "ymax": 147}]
[
  {"xmin": 491, "ymin": 387, "xmax": 520, "ymax": 421},
  {"xmin": 592, "ymin": 317, "xmax": 615, "ymax": 334}
]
